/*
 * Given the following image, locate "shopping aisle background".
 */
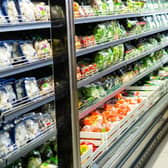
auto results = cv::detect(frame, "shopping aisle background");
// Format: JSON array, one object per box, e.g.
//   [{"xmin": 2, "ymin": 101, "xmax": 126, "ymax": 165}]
[{"xmin": 145, "ymin": 133, "xmax": 168, "ymax": 168}]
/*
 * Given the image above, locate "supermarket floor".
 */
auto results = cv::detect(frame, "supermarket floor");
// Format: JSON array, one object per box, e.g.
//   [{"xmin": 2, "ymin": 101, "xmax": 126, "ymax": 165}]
[{"xmin": 145, "ymin": 133, "xmax": 168, "ymax": 168}]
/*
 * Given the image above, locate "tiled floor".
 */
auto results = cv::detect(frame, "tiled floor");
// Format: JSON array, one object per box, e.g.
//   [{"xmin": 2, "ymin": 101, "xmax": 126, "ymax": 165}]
[{"xmin": 145, "ymin": 133, "xmax": 168, "ymax": 168}]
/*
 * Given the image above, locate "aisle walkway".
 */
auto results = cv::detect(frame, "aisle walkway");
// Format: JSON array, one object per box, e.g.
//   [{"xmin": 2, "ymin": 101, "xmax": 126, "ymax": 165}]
[{"xmin": 145, "ymin": 133, "xmax": 168, "ymax": 168}]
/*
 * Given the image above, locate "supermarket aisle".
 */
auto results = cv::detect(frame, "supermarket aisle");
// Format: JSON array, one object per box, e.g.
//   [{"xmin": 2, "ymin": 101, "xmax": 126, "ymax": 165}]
[{"xmin": 145, "ymin": 133, "xmax": 168, "ymax": 168}]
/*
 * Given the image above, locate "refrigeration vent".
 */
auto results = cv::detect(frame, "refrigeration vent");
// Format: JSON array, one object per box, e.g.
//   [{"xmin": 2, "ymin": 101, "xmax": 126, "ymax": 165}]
[{"xmin": 134, "ymin": 121, "xmax": 168, "ymax": 168}]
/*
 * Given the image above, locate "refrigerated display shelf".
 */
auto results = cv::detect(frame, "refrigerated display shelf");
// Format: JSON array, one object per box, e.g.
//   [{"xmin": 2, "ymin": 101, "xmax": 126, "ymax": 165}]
[
  {"xmin": 77, "ymin": 42, "xmax": 168, "ymax": 88},
  {"xmin": 2, "ymin": 92, "xmax": 55, "ymax": 122},
  {"xmin": 79, "ymin": 57, "xmax": 168, "ymax": 119},
  {"xmin": 0, "ymin": 59, "xmax": 53, "ymax": 78},
  {"xmin": 76, "ymin": 26, "xmax": 168, "ymax": 57},
  {"xmin": 0, "ymin": 21, "xmax": 51, "ymax": 32},
  {"xmin": 93, "ymin": 93, "xmax": 168, "ymax": 168},
  {"xmin": 75, "ymin": 10, "xmax": 168, "ymax": 24},
  {"xmin": 0, "ymin": 125, "xmax": 56, "ymax": 168}
]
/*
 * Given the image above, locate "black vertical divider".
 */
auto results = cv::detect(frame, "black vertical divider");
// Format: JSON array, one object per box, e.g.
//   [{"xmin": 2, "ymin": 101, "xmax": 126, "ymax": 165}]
[{"xmin": 50, "ymin": 0, "xmax": 80, "ymax": 168}]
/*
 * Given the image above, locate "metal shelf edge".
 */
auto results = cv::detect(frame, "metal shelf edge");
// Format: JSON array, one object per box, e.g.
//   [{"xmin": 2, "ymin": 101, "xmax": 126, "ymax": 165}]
[
  {"xmin": 76, "ymin": 27, "xmax": 168, "ymax": 57},
  {"xmin": 75, "ymin": 10, "xmax": 168, "ymax": 24},
  {"xmin": 0, "ymin": 59, "xmax": 53, "ymax": 78},
  {"xmin": 0, "ymin": 22, "xmax": 51, "ymax": 32}
]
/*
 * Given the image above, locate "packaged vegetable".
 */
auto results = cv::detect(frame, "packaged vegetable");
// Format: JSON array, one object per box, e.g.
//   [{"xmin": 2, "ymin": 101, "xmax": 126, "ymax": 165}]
[
  {"xmin": 81, "ymin": 6, "xmax": 95, "ymax": 17},
  {"xmin": 0, "ymin": 42, "xmax": 13, "ymax": 69},
  {"xmin": 18, "ymin": 0, "xmax": 36, "ymax": 22},
  {"xmin": 0, "ymin": 87, "xmax": 13, "ymax": 113},
  {"xmin": 42, "ymin": 103, "xmax": 55, "ymax": 122},
  {"xmin": 2, "ymin": 0, "xmax": 19, "ymax": 23},
  {"xmin": 24, "ymin": 117, "xmax": 39, "ymax": 140},
  {"xmin": 0, "ymin": 127, "xmax": 14, "ymax": 157},
  {"xmin": 34, "ymin": 2, "xmax": 50, "ymax": 21},
  {"xmin": 33, "ymin": 113, "xmax": 53, "ymax": 131},
  {"xmin": 93, "ymin": 23, "xmax": 107, "ymax": 43},
  {"xmin": 5, "ymin": 41, "xmax": 22, "ymax": 65},
  {"xmin": 27, "ymin": 151, "xmax": 42, "ymax": 168},
  {"xmin": 34, "ymin": 40, "xmax": 51, "ymax": 59},
  {"xmin": 15, "ymin": 77, "xmax": 40, "ymax": 100},
  {"xmin": 3, "ymin": 80, "xmax": 17, "ymax": 104},
  {"xmin": 0, "ymin": 8, "xmax": 7, "ymax": 23},
  {"xmin": 38, "ymin": 76, "xmax": 54, "ymax": 94},
  {"xmin": 91, "ymin": 0, "xmax": 107, "ymax": 15},
  {"xmin": 20, "ymin": 41, "xmax": 38, "ymax": 62},
  {"xmin": 14, "ymin": 120, "xmax": 29, "ymax": 147},
  {"xmin": 106, "ymin": 0, "xmax": 114, "ymax": 14},
  {"xmin": 24, "ymin": 77, "xmax": 40, "ymax": 99}
]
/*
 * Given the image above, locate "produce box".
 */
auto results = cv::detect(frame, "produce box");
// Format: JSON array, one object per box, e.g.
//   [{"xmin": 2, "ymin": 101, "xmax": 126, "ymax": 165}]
[
  {"xmin": 127, "ymin": 86, "xmax": 161, "ymax": 103},
  {"xmin": 80, "ymin": 140, "xmax": 106, "ymax": 166},
  {"xmin": 80, "ymin": 101, "xmax": 144, "ymax": 149},
  {"xmin": 81, "ymin": 146, "xmax": 92, "ymax": 168},
  {"xmin": 90, "ymin": 142, "xmax": 106, "ymax": 165}
]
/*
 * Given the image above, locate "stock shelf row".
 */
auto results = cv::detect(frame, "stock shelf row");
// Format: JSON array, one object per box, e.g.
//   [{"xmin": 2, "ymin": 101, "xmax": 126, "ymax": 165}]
[
  {"xmin": 79, "ymin": 56, "xmax": 168, "ymax": 119},
  {"xmin": 0, "ymin": 125, "xmax": 56, "ymax": 168},
  {"xmin": 75, "ymin": 10, "xmax": 168, "ymax": 24},
  {"xmin": 77, "ymin": 42, "xmax": 168, "ymax": 88},
  {"xmin": 0, "ymin": 10, "xmax": 168, "ymax": 32},
  {"xmin": 93, "ymin": 93, "xmax": 168, "ymax": 167},
  {"xmin": 76, "ymin": 26, "xmax": 168, "ymax": 57}
]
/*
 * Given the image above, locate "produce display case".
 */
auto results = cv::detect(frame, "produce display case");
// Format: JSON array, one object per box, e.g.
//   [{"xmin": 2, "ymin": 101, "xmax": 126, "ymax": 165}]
[
  {"xmin": 1, "ymin": 0, "xmax": 168, "ymax": 168},
  {"xmin": 73, "ymin": 0, "xmax": 168, "ymax": 168}
]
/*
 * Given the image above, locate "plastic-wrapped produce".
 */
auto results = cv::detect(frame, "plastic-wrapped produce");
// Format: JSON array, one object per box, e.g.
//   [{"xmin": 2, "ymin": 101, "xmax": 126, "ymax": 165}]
[
  {"xmin": 24, "ymin": 77, "xmax": 40, "ymax": 99},
  {"xmin": 0, "ymin": 8, "xmax": 7, "ymax": 24},
  {"xmin": 34, "ymin": 2, "xmax": 50, "ymax": 21},
  {"xmin": 0, "ymin": 42, "xmax": 13, "ymax": 69},
  {"xmin": 18, "ymin": 0, "xmax": 36, "ymax": 22},
  {"xmin": 0, "ymin": 128, "xmax": 14, "ymax": 158},
  {"xmin": 94, "ymin": 50, "xmax": 109, "ymax": 70},
  {"xmin": 14, "ymin": 120, "xmax": 29, "ymax": 147},
  {"xmin": 3, "ymin": 80, "xmax": 17, "ymax": 104},
  {"xmin": 0, "ymin": 87, "xmax": 13, "ymax": 113},
  {"xmin": 24, "ymin": 117, "xmax": 39, "ymax": 140},
  {"xmin": 42, "ymin": 103, "xmax": 55, "ymax": 122},
  {"xmin": 20, "ymin": 41, "xmax": 38, "ymax": 62},
  {"xmin": 15, "ymin": 77, "xmax": 40, "ymax": 100},
  {"xmin": 33, "ymin": 113, "xmax": 53, "ymax": 131},
  {"xmin": 91, "ymin": 0, "xmax": 107, "ymax": 15},
  {"xmin": 38, "ymin": 76, "xmax": 54, "ymax": 94},
  {"xmin": 93, "ymin": 23, "xmax": 107, "ymax": 43},
  {"xmin": 27, "ymin": 151, "xmax": 42, "ymax": 168},
  {"xmin": 5, "ymin": 41, "xmax": 21, "ymax": 65},
  {"xmin": 124, "ymin": 43, "xmax": 138, "ymax": 60},
  {"xmin": 112, "ymin": 44, "xmax": 124, "ymax": 62},
  {"xmin": 2, "ymin": 0, "xmax": 19, "ymax": 23},
  {"xmin": 34, "ymin": 40, "xmax": 51, "ymax": 59}
]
